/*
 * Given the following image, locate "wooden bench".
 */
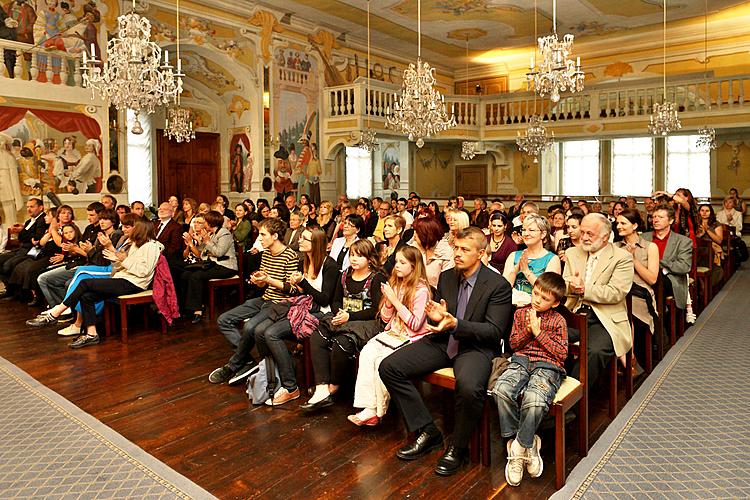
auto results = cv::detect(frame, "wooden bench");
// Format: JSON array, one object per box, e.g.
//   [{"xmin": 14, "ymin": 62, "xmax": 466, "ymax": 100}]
[
  {"xmin": 207, "ymin": 244, "xmax": 245, "ymax": 319},
  {"xmin": 104, "ymin": 290, "xmax": 167, "ymax": 343}
]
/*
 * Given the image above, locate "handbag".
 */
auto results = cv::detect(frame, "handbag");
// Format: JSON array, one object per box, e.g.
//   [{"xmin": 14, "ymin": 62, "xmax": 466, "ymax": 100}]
[
  {"xmin": 373, "ymin": 331, "xmax": 410, "ymax": 350},
  {"xmin": 184, "ymin": 259, "xmax": 216, "ymax": 271}
]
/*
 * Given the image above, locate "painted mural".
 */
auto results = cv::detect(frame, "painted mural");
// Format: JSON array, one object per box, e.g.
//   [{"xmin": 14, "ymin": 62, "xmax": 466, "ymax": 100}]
[
  {"xmin": 229, "ymin": 129, "xmax": 253, "ymax": 193},
  {"xmin": 0, "ymin": 106, "xmax": 103, "ymax": 195},
  {"xmin": 273, "ymin": 47, "xmax": 320, "ymax": 203},
  {"xmin": 382, "ymin": 144, "xmax": 402, "ymax": 192}
]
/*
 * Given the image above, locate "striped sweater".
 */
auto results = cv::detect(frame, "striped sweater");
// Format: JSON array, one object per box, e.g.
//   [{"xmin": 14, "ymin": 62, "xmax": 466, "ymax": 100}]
[{"xmin": 260, "ymin": 246, "xmax": 301, "ymax": 302}]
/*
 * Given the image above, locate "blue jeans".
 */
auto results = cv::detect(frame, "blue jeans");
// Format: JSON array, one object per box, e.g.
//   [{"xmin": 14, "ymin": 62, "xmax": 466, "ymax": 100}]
[
  {"xmin": 217, "ymin": 296, "xmax": 266, "ymax": 348},
  {"xmin": 491, "ymin": 356, "xmax": 562, "ymax": 448},
  {"xmin": 220, "ymin": 297, "xmax": 274, "ymax": 371}
]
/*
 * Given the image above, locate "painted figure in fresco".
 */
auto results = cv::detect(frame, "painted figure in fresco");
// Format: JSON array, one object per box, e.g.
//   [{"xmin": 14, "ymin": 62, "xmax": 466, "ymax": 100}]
[
  {"xmin": 3, "ymin": 0, "xmax": 37, "ymax": 79},
  {"xmin": 69, "ymin": 138, "xmax": 100, "ymax": 193},
  {"xmin": 294, "ymin": 134, "xmax": 312, "ymax": 197},
  {"xmin": 52, "ymin": 136, "xmax": 80, "ymax": 190},
  {"xmin": 1, "ymin": 3, "xmax": 18, "ymax": 78},
  {"xmin": 273, "ymin": 146, "xmax": 293, "ymax": 197},
  {"xmin": 0, "ymin": 133, "xmax": 24, "ymax": 225},
  {"xmin": 35, "ymin": 0, "xmax": 62, "ymax": 83},
  {"xmin": 307, "ymin": 142, "xmax": 322, "ymax": 206},
  {"xmin": 242, "ymin": 137, "xmax": 253, "ymax": 192},
  {"xmin": 230, "ymin": 143, "xmax": 244, "ymax": 193},
  {"xmin": 18, "ymin": 146, "xmax": 41, "ymax": 195},
  {"xmin": 288, "ymin": 143, "xmax": 297, "ymax": 169},
  {"xmin": 82, "ymin": 1, "xmax": 100, "ymax": 58}
]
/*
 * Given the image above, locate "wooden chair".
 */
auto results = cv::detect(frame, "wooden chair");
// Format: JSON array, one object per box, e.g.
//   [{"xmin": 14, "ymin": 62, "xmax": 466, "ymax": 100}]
[
  {"xmin": 606, "ymin": 296, "xmax": 634, "ymax": 419},
  {"xmin": 207, "ymin": 244, "xmax": 245, "ymax": 319},
  {"xmin": 104, "ymin": 290, "xmax": 167, "ymax": 343},
  {"xmin": 694, "ymin": 238, "xmax": 715, "ymax": 314},
  {"xmin": 552, "ymin": 307, "xmax": 589, "ymax": 489},
  {"xmin": 720, "ymin": 224, "xmax": 734, "ymax": 286},
  {"xmin": 422, "ymin": 368, "xmax": 492, "ymax": 466}
]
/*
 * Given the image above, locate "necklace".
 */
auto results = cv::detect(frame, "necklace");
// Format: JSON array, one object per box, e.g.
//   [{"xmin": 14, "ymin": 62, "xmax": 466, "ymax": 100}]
[{"xmin": 490, "ymin": 234, "xmax": 505, "ymax": 252}]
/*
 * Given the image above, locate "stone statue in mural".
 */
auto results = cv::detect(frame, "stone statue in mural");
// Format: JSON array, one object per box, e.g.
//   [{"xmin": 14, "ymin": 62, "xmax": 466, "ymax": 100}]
[
  {"xmin": 0, "ymin": 133, "xmax": 24, "ymax": 225},
  {"xmin": 68, "ymin": 138, "xmax": 99, "ymax": 193},
  {"xmin": 273, "ymin": 145, "xmax": 293, "ymax": 197}
]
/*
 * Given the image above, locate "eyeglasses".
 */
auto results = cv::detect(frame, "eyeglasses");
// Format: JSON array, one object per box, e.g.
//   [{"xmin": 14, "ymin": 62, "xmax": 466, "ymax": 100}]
[
  {"xmin": 300, "ymin": 236, "xmax": 312, "ymax": 242},
  {"xmin": 343, "ymin": 221, "xmax": 355, "ymax": 227}
]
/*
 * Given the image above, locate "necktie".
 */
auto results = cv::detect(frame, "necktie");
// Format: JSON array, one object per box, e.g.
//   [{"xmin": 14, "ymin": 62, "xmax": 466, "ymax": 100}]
[
  {"xmin": 584, "ymin": 253, "xmax": 597, "ymax": 285},
  {"xmin": 447, "ymin": 279, "xmax": 470, "ymax": 359},
  {"xmin": 156, "ymin": 222, "xmax": 165, "ymax": 238}
]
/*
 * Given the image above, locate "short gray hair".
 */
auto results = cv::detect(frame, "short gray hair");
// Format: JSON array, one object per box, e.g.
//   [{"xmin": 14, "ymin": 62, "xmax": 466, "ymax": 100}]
[{"xmin": 583, "ymin": 213, "xmax": 611, "ymax": 238}]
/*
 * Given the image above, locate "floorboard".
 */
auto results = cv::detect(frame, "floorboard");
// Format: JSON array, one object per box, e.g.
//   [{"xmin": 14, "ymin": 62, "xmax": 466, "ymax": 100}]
[{"xmin": 0, "ymin": 298, "xmax": 640, "ymax": 499}]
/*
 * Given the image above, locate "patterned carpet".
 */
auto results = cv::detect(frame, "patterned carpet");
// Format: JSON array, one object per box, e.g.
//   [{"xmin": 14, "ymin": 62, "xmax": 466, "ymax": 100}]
[
  {"xmin": 554, "ymin": 269, "xmax": 750, "ymax": 499},
  {"xmin": 0, "ymin": 357, "xmax": 214, "ymax": 499}
]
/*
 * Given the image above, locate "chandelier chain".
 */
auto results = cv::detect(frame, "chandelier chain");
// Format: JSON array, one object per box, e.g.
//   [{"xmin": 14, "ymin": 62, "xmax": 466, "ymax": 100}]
[
  {"xmin": 696, "ymin": 0, "xmax": 716, "ymax": 150},
  {"xmin": 649, "ymin": 0, "xmax": 681, "ymax": 136},
  {"xmin": 164, "ymin": 0, "xmax": 195, "ymax": 142}
]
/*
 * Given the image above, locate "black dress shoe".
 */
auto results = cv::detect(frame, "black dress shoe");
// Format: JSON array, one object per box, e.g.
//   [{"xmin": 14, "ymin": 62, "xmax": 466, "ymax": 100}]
[
  {"xmin": 191, "ymin": 313, "xmax": 203, "ymax": 324},
  {"xmin": 434, "ymin": 446, "xmax": 468, "ymax": 476},
  {"xmin": 396, "ymin": 431, "xmax": 443, "ymax": 461},
  {"xmin": 299, "ymin": 394, "xmax": 334, "ymax": 412}
]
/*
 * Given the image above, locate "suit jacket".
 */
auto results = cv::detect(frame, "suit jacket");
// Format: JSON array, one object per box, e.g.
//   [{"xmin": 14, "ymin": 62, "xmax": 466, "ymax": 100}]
[
  {"xmin": 18, "ymin": 214, "xmax": 48, "ymax": 249},
  {"xmin": 563, "ymin": 243, "xmax": 634, "ymax": 357},
  {"xmin": 284, "ymin": 227, "xmax": 302, "ymax": 252},
  {"xmin": 155, "ymin": 219, "xmax": 184, "ymax": 260},
  {"xmin": 433, "ymin": 264, "xmax": 513, "ymax": 360},
  {"xmin": 642, "ymin": 230, "xmax": 692, "ymax": 308}
]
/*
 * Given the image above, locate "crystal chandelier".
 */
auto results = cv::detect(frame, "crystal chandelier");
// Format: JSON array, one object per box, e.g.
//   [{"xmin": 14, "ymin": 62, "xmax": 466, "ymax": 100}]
[
  {"xmin": 461, "ymin": 141, "xmax": 478, "ymax": 160},
  {"xmin": 649, "ymin": 0, "xmax": 681, "ymax": 136},
  {"xmin": 696, "ymin": 0, "xmax": 716, "ymax": 150},
  {"xmin": 516, "ymin": 115, "xmax": 554, "ymax": 163},
  {"xmin": 164, "ymin": 0, "xmax": 194, "ymax": 143},
  {"xmin": 81, "ymin": 0, "xmax": 183, "ymax": 127},
  {"xmin": 352, "ymin": 0, "xmax": 378, "ymax": 153},
  {"xmin": 386, "ymin": 0, "xmax": 456, "ymax": 148},
  {"xmin": 526, "ymin": 0, "xmax": 584, "ymax": 103}
]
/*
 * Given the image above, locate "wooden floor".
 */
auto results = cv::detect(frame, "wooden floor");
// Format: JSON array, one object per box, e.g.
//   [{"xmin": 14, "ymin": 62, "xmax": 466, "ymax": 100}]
[{"xmin": 0, "ymin": 297, "xmax": 640, "ymax": 499}]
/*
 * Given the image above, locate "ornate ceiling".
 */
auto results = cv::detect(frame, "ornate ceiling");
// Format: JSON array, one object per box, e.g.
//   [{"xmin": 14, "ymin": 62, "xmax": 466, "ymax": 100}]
[{"xmin": 253, "ymin": 0, "xmax": 747, "ymax": 61}]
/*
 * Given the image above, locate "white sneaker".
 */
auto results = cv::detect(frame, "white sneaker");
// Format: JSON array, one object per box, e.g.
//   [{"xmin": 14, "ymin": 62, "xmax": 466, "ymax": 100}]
[
  {"xmin": 57, "ymin": 324, "xmax": 81, "ymax": 336},
  {"xmin": 526, "ymin": 435, "xmax": 543, "ymax": 478},
  {"xmin": 505, "ymin": 440, "xmax": 525, "ymax": 486}
]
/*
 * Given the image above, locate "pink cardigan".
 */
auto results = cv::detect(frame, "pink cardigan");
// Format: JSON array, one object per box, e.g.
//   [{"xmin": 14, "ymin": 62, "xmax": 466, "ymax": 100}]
[{"xmin": 380, "ymin": 283, "xmax": 430, "ymax": 342}]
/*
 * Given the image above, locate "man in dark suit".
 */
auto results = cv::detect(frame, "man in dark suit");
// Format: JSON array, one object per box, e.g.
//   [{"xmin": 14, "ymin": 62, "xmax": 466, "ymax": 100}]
[
  {"xmin": 0, "ymin": 197, "xmax": 47, "ymax": 298},
  {"xmin": 380, "ymin": 227, "xmax": 513, "ymax": 476},
  {"xmin": 283, "ymin": 212, "xmax": 303, "ymax": 254},
  {"xmin": 154, "ymin": 202, "xmax": 184, "ymax": 265}
]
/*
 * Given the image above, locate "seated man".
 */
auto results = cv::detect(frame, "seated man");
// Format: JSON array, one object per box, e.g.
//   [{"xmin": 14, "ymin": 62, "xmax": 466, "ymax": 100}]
[
  {"xmin": 0, "ymin": 198, "xmax": 47, "ymax": 299},
  {"xmin": 209, "ymin": 217, "xmax": 300, "ymax": 387},
  {"xmin": 642, "ymin": 204, "xmax": 693, "ymax": 310},
  {"xmin": 563, "ymin": 213, "xmax": 633, "ymax": 388},
  {"xmin": 379, "ymin": 227, "xmax": 513, "ymax": 476}
]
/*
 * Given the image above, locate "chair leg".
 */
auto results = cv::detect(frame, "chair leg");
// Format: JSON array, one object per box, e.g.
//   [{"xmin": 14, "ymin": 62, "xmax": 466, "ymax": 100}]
[
  {"xmin": 579, "ymin": 395, "xmax": 588, "ymax": 458},
  {"xmin": 120, "ymin": 302, "xmax": 128, "ymax": 343},
  {"xmin": 160, "ymin": 315, "xmax": 167, "ymax": 335},
  {"xmin": 238, "ymin": 282, "xmax": 245, "ymax": 303},
  {"xmin": 669, "ymin": 305, "xmax": 677, "ymax": 347},
  {"xmin": 303, "ymin": 337, "xmax": 314, "ymax": 393},
  {"xmin": 104, "ymin": 302, "xmax": 111, "ymax": 339},
  {"xmin": 469, "ymin": 427, "xmax": 480, "ymax": 464},
  {"xmin": 609, "ymin": 357, "xmax": 618, "ymax": 419},
  {"xmin": 645, "ymin": 332, "xmax": 653, "ymax": 374},
  {"xmin": 625, "ymin": 350, "xmax": 633, "ymax": 399},
  {"xmin": 555, "ymin": 409, "xmax": 566, "ymax": 490},
  {"xmin": 208, "ymin": 287, "xmax": 215, "ymax": 320},
  {"xmin": 481, "ymin": 402, "xmax": 491, "ymax": 466}
]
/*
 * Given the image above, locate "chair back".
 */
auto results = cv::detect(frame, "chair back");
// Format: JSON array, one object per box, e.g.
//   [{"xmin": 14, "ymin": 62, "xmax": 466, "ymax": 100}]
[{"xmin": 558, "ymin": 306, "xmax": 588, "ymax": 393}]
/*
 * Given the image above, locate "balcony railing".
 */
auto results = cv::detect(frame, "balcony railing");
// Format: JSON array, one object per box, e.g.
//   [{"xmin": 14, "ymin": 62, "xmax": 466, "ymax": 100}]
[
  {"xmin": 0, "ymin": 39, "xmax": 87, "ymax": 87},
  {"xmin": 326, "ymin": 75, "xmax": 750, "ymax": 140}
]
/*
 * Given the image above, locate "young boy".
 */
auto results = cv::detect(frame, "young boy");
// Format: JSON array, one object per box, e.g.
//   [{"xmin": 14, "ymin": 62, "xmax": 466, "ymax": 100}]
[{"xmin": 491, "ymin": 272, "xmax": 568, "ymax": 487}]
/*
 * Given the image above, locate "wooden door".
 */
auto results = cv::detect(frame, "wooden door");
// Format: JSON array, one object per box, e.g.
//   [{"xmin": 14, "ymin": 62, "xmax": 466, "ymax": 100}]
[
  {"xmin": 156, "ymin": 131, "xmax": 220, "ymax": 204},
  {"xmin": 456, "ymin": 165, "xmax": 487, "ymax": 197}
]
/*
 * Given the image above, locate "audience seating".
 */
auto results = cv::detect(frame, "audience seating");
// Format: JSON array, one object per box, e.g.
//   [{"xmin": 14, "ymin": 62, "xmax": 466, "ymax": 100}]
[
  {"xmin": 694, "ymin": 238, "xmax": 715, "ymax": 313},
  {"xmin": 207, "ymin": 244, "xmax": 245, "ymax": 319},
  {"xmin": 104, "ymin": 290, "xmax": 167, "ymax": 343},
  {"xmin": 607, "ymin": 295, "xmax": 634, "ymax": 419}
]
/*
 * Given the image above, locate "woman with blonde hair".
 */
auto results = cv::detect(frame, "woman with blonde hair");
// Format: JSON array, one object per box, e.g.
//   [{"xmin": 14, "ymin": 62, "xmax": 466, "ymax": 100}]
[
  {"xmin": 445, "ymin": 208, "xmax": 470, "ymax": 247},
  {"xmin": 348, "ymin": 245, "xmax": 431, "ymax": 426},
  {"xmin": 317, "ymin": 201, "xmax": 336, "ymax": 241}
]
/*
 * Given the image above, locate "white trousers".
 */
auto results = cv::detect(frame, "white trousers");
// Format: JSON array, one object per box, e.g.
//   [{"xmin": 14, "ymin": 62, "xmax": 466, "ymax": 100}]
[{"xmin": 353, "ymin": 337, "xmax": 398, "ymax": 417}]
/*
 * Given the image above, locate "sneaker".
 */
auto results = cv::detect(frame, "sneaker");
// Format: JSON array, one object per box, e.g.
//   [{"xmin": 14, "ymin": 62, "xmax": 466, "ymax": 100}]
[
  {"xmin": 26, "ymin": 311, "xmax": 58, "ymax": 327},
  {"xmin": 57, "ymin": 324, "xmax": 81, "ymax": 336},
  {"xmin": 265, "ymin": 387, "xmax": 301, "ymax": 406},
  {"xmin": 228, "ymin": 361, "xmax": 259, "ymax": 385},
  {"xmin": 526, "ymin": 435, "xmax": 543, "ymax": 478},
  {"xmin": 505, "ymin": 440, "xmax": 525, "ymax": 487},
  {"xmin": 208, "ymin": 366, "xmax": 234, "ymax": 384},
  {"xmin": 69, "ymin": 334, "xmax": 100, "ymax": 349},
  {"xmin": 58, "ymin": 313, "xmax": 74, "ymax": 323}
]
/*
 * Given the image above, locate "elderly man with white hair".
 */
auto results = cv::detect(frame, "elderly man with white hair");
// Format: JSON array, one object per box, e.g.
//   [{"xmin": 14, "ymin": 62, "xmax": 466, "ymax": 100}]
[
  {"xmin": 0, "ymin": 133, "xmax": 24, "ymax": 225},
  {"xmin": 69, "ymin": 138, "xmax": 101, "ymax": 194},
  {"xmin": 562, "ymin": 213, "xmax": 634, "ymax": 387}
]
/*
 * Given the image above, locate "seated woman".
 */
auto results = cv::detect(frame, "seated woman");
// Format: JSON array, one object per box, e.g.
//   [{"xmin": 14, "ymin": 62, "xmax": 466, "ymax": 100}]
[
  {"xmin": 181, "ymin": 197, "xmax": 198, "ymax": 231},
  {"xmin": 348, "ymin": 246, "xmax": 431, "ymax": 426},
  {"xmin": 178, "ymin": 210, "xmax": 238, "ymax": 324},
  {"xmin": 301, "ymin": 240, "xmax": 386, "ymax": 411},
  {"xmin": 503, "ymin": 214, "xmax": 561, "ymax": 306},
  {"xmin": 381, "ymin": 214, "xmax": 407, "ymax": 275},
  {"xmin": 484, "ymin": 211, "xmax": 517, "ymax": 273},
  {"xmin": 615, "ymin": 208, "xmax": 658, "ymax": 371},
  {"xmin": 329, "ymin": 214, "xmax": 364, "ymax": 271},
  {"xmin": 411, "ymin": 216, "xmax": 454, "ymax": 288},
  {"xmin": 317, "ymin": 201, "xmax": 336, "ymax": 242},
  {"xmin": 555, "ymin": 213, "xmax": 583, "ymax": 264},
  {"xmin": 232, "ymin": 203, "xmax": 253, "ymax": 248},
  {"xmin": 549, "ymin": 210, "xmax": 567, "ymax": 249},
  {"xmin": 253, "ymin": 227, "xmax": 339, "ymax": 405},
  {"xmin": 445, "ymin": 208, "xmax": 470, "ymax": 247},
  {"xmin": 28, "ymin": 220, "xmax": 163, "ymax": 349},
  {"xmin": 7, "ymin": 205, "xmax": 74, "ymax": 304},
  {"xmin": 697, "ymin": 203, "xmax": 725, "ymax": 286},
  {"xmin": 52, "ymin": 211, "xmax": 131, "ymax": 337}
]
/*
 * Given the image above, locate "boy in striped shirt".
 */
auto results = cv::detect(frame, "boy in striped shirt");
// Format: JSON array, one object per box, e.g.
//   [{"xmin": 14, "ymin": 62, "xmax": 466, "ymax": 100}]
[{"xmin": 210, "ymin": 218, "xmax": 300, "ymax": 386}]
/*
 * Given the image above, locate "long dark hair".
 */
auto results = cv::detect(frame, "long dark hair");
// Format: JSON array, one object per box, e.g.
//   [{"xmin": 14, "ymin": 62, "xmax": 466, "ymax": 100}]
[
  {"xmin": 349, "ymin": 239, "xmax": 382, "ymax": 275},
  {"xmin": 130, "ymin": 220, "xmax": 154, "ymax": 247}
]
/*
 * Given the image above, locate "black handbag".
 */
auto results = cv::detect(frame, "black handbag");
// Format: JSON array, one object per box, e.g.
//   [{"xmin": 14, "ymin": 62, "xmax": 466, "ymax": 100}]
[{"xmin": 184, "ymin": 260, "xmax": 216, "ymax": 271}]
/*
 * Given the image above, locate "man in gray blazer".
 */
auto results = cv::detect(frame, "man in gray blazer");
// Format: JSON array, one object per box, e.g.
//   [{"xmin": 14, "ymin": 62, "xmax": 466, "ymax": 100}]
[{"xmin": 642, "ymin": 204, "xmax": 693, "ymax": 309}]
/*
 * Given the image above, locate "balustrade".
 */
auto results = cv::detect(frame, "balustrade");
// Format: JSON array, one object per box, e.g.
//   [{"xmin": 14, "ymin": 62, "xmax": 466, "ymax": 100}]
[{"xmin": 0, "ymin": 39, "xmax": 87, "ymax": 88}]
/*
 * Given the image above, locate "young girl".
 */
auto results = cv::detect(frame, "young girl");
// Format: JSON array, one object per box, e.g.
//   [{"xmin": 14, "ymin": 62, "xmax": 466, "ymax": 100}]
[
  {"xmin": 348, "ymin": 246, "xmax": 431, "ymax": 426},
  {"xmin": 301, "ymin": 239, "xmax": 386, "ymax": 412}
]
